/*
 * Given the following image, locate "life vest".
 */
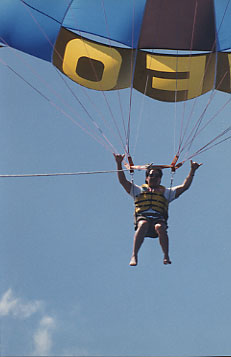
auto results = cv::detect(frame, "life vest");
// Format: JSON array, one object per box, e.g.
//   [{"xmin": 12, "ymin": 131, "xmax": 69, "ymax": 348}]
[{"xmin": 134, "ymin": 184, "xmax": 168, "ymax": 219}]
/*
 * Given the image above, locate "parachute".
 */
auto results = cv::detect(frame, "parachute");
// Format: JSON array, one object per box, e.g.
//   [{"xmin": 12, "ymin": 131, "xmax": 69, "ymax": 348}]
[{"xmin": 1, "ymin": 0, "xmax": 231, "ymax": 170}]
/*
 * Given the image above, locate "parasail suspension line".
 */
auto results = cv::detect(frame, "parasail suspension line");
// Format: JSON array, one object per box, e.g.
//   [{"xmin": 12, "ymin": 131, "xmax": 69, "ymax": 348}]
[
  {"xmin": 170, "ymin": 154, "xmax": 179, "ymax": 172},
  {"xmin": 167, "ymin": 170, "xmax": 176, "ymax": 203},
  {"xmin": 127, "ymin": 155, "xmax": 135, "ymax": 174}
]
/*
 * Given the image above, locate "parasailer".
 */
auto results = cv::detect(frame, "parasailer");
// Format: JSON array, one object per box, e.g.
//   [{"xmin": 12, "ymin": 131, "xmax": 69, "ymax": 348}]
[
  {"xmin": 114, "ymin": 154, "xmax": 201, "ymax": 266},
  {"xmin": 1, "ymin": 0, "xmax": 231, "ymax": 266}
]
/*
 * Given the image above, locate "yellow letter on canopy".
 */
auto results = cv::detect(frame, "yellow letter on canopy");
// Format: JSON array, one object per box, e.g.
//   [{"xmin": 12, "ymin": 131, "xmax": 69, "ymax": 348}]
[
  {"xmin": 216, "ymin": 52, "xmax": 231, "ymax": 94},
  {"xmin": 134, "ymin": 51, "xmax": 216, "ymax": 102},
  {"xmin": 62, "ymin": 38, "xmax": 122, "ymax": 91},
  {"xmin": 53, "ymin": 28, "xmax": 132, "ymax": 91}
]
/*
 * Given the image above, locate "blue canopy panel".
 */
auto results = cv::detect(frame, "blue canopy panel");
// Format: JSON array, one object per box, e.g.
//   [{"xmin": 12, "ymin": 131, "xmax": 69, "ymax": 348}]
[
  {"xmin": 62, "ymin": 0, "xmax": 147, "ymax": 48},
  {"xmin": 0, "ymin": 0, "xmax": 73, "ymax": 61},
  {"xmin": 23, "ymin": 0, "xmax": 73, "ymax": 23},
  {"xmin": 214, "ymin": 0, "xmax": 231, "ymax": 51},
  {"xmin": 63, "ymin": 0, "xmax": 231, "ymax": 51}
]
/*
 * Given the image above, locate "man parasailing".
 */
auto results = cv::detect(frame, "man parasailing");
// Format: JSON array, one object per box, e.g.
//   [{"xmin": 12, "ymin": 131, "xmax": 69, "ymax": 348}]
[{"xmin": 114, "ymin": 153, "xmax": 201, "ymax": 266}]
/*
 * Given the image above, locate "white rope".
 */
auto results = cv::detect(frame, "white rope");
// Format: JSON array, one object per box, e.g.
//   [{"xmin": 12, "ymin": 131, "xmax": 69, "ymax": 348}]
[{"xmin": 0, "ymin": 168, "xmax": 133, "ymax": 178}]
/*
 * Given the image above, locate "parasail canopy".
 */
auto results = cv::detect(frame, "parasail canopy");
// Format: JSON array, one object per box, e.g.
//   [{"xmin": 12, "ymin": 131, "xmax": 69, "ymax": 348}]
[{"xmin": 1, "ymin": 0, "xmax": 231, "ymax": 103}]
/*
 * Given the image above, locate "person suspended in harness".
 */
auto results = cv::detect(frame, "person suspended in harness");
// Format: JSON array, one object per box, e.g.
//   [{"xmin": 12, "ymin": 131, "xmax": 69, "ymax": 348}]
[{"xmin": 113, "ymin": 153, "xmax": 201, "ymax": 266}]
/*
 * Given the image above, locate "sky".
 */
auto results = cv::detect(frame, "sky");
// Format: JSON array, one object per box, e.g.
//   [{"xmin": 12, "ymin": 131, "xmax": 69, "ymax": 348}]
[{"xmin": 1, "ymin": 26, "xmax": 231, "ymax": 357}]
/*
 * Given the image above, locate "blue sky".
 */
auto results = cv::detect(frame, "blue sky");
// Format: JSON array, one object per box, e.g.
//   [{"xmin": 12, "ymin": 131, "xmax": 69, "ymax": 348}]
[{"xmin": 1, "ymin": 41, "xmax": 231, "ymax": 357}]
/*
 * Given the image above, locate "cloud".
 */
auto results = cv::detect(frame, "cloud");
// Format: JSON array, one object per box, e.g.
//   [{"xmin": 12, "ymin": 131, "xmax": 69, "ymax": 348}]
[
  {"xmin": 33, "ymin": 315, "xmax": 56, "ymax": 356},
  {"xmin": 0, "ymin": 288, "xmax": 42, "ymax": 318},
  {"xmin": 0, "ymin": 289, "xmax": 57, "ymax": 356}
]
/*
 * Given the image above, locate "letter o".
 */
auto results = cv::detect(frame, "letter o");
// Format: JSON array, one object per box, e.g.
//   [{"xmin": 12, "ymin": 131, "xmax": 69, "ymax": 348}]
[{"xmin": 62, "ymin": 38, "xmax": 122, "ymax": 91}]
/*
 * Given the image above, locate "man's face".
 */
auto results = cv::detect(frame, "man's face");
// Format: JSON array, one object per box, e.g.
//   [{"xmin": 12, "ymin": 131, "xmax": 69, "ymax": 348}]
[{"xmin": 146, "ymin": 169, "xmax": 161, "ymax": 188}]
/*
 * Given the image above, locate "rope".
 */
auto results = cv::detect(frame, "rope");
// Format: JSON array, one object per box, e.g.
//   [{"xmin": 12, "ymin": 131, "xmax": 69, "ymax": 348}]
[
  {"xmin": 101, "ymin": 0, "xmax": 127, "ymax": 140},
  {"xmin": 175, "ymin": 0, "xmax": 198, "ymax": 157},
  {"xmin": 126, "ymin": 0, "xmax": 140, "ymax": 157},
  {"xmin": 167, "ymin": 170, "xmax": 175, "ymax": 202},
  {"xmin": 54, "ymin": 69, "xmax": 117, "ymax": 153},
  {"xmin": 132, "ymin": 73, "xmax": 149, "ymax": 159},
  {"xmin": 20, "ymin": 0, "xmax": 126, "ymax": 154},
  {"xmin": 177, "ymin": 0, "xmax": 231, "ymax": 159},
  {"xmin": 0, "ymin": 42, "xmax": 116, "ymax": 153},
  {"xmin": 0, "ymin": 168, "xmax": 134, "ymax": 179}
]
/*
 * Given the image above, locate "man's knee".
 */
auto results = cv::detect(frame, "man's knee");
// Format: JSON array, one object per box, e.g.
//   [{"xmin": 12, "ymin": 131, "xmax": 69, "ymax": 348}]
[
  {"xmin": 137, "ymin": 220, "xmax": 149, "ymax": 231},
  {"xmin": 155, "ymin": 222, "xmax": 167, "ymax": 234}
]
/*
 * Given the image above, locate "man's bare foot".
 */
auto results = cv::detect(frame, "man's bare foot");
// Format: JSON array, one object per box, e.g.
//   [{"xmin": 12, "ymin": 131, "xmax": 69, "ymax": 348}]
[
  {"xmin": 129, "ymin": 256, "xmax": 137, "ymax": 266},
  {"xmin": 163, "ymin": 257, "xmax": 171, "ymax": 265}
]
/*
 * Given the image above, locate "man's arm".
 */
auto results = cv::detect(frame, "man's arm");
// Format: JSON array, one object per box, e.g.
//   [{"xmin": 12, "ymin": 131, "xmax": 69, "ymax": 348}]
[
  {"xmin": 113, "ymin": 154, "xmax": 132, "ymax": 194},
  {"xmin": 174, "ymin": 160, "xmax": 202, "ymax": 198}
]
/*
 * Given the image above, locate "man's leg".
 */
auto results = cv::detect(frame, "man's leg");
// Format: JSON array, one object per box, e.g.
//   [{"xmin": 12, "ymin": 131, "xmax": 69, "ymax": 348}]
[
  {"xmin": 130, "ymin": 220, "xmax": 149, "ymax": 266},
  {"xmin": 155, "ymin": 222, "xmax": 171, "ymax": 264}
]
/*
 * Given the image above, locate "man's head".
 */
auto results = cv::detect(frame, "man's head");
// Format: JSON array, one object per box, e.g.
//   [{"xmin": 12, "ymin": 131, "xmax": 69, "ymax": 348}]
[{"xmin": 145, "ymin": 167, "xmax": 163, "ymax": 187}]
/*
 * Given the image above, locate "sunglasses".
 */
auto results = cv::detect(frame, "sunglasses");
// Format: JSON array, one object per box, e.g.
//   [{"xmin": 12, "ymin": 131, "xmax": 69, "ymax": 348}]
[{"xmin": 148, "ymin": 173, "xmax": 160, "ymax": 178}]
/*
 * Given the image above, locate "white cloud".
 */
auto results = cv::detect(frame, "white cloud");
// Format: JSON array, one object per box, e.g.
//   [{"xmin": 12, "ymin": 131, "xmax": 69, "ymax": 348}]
[
  {"xmin": 0, "ymin": 289, "xmax": 57, "ymax": 356},
  {"xmin": 33, "ymin": 315, "xmax": 56, "ymax": 356},
  {"xmin": 0, "ymin": 288, "xmax": 42, "ymax": 318}
]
